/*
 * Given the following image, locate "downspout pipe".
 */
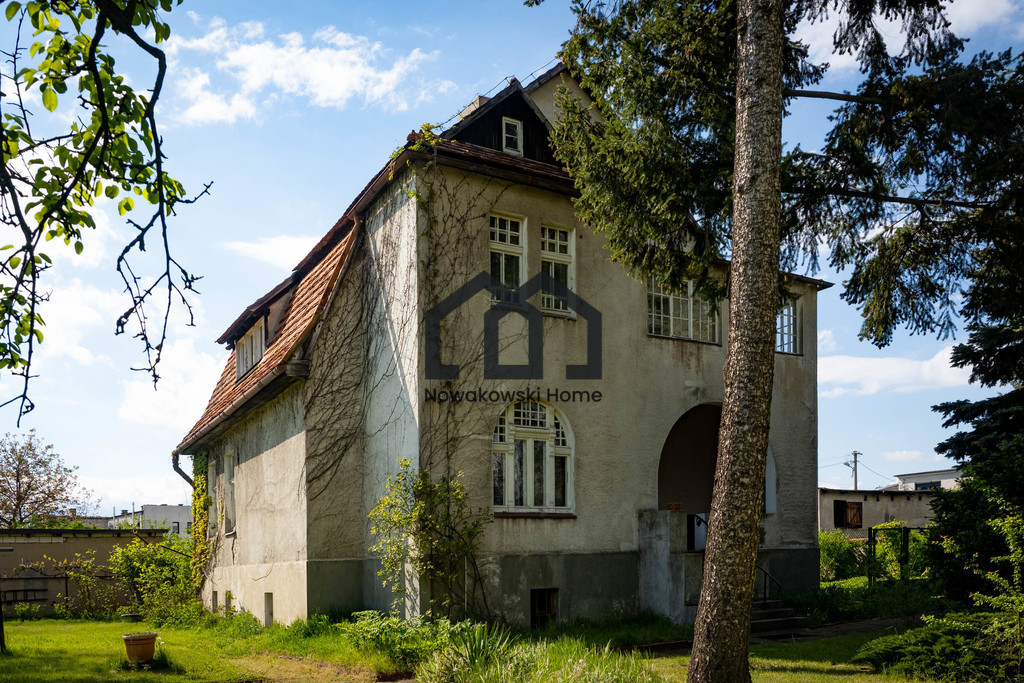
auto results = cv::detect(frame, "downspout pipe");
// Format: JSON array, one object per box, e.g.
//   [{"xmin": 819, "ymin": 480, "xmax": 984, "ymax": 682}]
[{"xmin": 172, "ymin": 452, "xmax": 194, "ymax": 488}]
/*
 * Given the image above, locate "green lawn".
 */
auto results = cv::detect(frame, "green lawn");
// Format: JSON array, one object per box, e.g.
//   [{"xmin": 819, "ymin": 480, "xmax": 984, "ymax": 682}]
[
  {"xmin": 652, "ymin": 632, "xmax": 915, "ymax": 682},
  {"xmin": 0, "ymin": 618, "xmax": 920, "ymax": 682},
  {"xmin": 0, "ymin": 619, "xmax": 383, "ymax": 682}
]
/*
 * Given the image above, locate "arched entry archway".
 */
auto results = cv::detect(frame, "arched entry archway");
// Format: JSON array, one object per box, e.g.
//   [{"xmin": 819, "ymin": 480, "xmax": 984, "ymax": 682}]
[{"xmin": 658, "ymin": 404, "xmax": 721, "ymax": 513}]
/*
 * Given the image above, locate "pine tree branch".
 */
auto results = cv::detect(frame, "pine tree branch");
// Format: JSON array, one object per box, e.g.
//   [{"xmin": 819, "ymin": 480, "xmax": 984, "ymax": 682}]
[
  {"xmin": 785, "ymin": 88, "xmax": 884, "ymax": 105},
  {"xmin": 787, "ymin": 185, "xmax": 989, "ymax": 209}
]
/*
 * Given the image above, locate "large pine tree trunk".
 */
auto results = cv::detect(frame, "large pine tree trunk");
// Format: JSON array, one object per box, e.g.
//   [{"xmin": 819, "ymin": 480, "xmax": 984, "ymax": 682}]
[{"xmin": 686, "ymin": 0, "xmax": 785, "ymax": 681}]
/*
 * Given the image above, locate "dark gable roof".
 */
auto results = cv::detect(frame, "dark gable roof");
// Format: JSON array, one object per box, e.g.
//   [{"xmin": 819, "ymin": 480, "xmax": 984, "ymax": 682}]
[{"xmin": 442, "ymin": 79, "xmax": 557, "ymax": 165}]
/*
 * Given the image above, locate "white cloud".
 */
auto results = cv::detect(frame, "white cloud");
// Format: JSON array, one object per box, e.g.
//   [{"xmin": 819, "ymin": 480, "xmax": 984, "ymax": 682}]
[
  {"xmin": 881, "ymin": 449, "xmax": 923, "ymax": 462},
  {"xmin": 118, "ymin": 338, "xmax": 224, "ymax": 431},
  {"xmin": 168, "ymin": 18, "xmax": 446, "ymax": 124},
  {"xmin": 36, "ymin": 281, "xmax": 126, "ymax": 366},
  {"xmin": 818, "ymin": 329, "xmax": 838, "ymax": 353},
  {"xmin": 794, "ymin": 0, "xmax": 1022, "ymax": 73},
  {"xmin": 945, "ymin": 0, "xmax": 1017, "ymax": 34},
  {"xmin": 818, "ymin": 345, "xmax": 971, "ymax": 396},
  {"xmin": 176, "ymin": 67, "xmax": 257, "ymax": 125},
  {"xmin": 222, "ymin": 234, "xmax": 320, "ymax": 270}
]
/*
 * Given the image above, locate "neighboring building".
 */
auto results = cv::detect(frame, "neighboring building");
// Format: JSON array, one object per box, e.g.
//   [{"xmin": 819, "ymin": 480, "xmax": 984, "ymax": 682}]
[
  {"xmin": 0, "ymin": 528, "xmax": 166, "ymax": 614},
  {"xmin": 818, "ymin": 488, "xmax": 940, "ymax": 537},
  {"xmin": 109, "ymin": 504, "xmax": 192, "ymax": 536},
  {"xmin": 893, "ymin": 468, "xmax": 960, "ymax": 491},
  {"xmin": 175, "ymin": 65, "xmax": 830, "ymax": 626}
]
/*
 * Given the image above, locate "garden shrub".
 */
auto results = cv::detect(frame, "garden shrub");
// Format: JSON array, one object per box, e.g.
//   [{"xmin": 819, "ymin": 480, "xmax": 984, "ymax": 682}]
[
  {"xmin": 340, "ymin": 610, "xmax": 467, "ymax": 669},
  {"xmin": 417, "ymin": 635, "xmax": 663, "ymax": 683},
  {"xmin": 287, "ymin": 613, "xmax": 336, "ymax": 638},
  {"xmin": 13, "ymin": 602, "xmax": 40, "ymax": 621},
  {"xmin": 819, "ymin": 529, "xmax": 863, "ymax": 580},
  {"xmin": 871, "ymin": 520, "xmax": 931, "ymax": 580},
  {"xmin": 853, "ymin": 612, "xmax": 1023, "ymax": 681},
  {"xmin": 109, "ymin": 535, "xmax": 203, "ymax": 626}
]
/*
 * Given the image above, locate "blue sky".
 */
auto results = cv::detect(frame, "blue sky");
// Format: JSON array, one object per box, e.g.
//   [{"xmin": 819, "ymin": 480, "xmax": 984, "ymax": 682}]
[{"xmin": 3, "ymin": 0, "xmax": 1020, "ymax": 513}]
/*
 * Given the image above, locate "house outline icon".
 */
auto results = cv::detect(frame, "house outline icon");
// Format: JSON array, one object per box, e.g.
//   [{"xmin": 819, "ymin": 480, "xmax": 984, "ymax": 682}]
[{"xmin": 425, "ymin": 271, "xmax": 602, "ymax": 381}]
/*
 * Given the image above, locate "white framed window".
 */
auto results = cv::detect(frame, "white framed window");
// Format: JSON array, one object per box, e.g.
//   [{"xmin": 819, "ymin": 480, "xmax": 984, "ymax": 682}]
[
  {"xmin": 647, "ymin": 279, "xmax": 719, "ymax": 343},
  {"xmin": 489, "ymin": 214, "xmax": 524, "ymax": 304},
  {"xmin": 776, "ymin": 298, "xmax": 800, "ymax": 354},
  {"xmin": 540, "ymin": 225, "xmax": 573, "ymax": 312},
  {"xmin": 235, "ymin": 318, "xmax": 265, "ymax": 379},
  {"xmin": 502, "ymin": 116, "xmax": 523, "ymax": 156},
  {"xmin": 492, "ymin": 400, "xmax": 574, "ymax": 513}
]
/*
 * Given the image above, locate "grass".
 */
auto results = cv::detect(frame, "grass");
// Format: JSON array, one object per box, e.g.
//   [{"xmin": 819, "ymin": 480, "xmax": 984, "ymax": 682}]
[
  {"xmin": 0, "ymin": 619, "xmax": 382, "ymax": 681},
  {"xmin": 0, "ymin": 616, "xmax": 923, "ymax": 682},
  {"xmin": 651, "ymin": 631, "xmax": 907, "ymax": 682}
]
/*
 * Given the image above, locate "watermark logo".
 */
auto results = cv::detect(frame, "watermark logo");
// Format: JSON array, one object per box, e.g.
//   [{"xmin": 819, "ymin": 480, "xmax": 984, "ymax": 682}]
[{"xmin": 425, "ymin": 271, "xmax": 601, "ymax": 380}]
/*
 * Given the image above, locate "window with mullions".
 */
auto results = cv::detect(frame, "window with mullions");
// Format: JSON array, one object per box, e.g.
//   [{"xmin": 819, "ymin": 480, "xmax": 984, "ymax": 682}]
[
  {"xmin": 492, "ymin": 401, "xmax": 574, "ymax": 512},
  {"xmin": 489, "ymin": 214, "xmax": 523, "ymax": 304},
  {"xmin": 540, "ymin": 226, "xmax": 573, "ymax": 312},
  {"xmin": 502, "ymin": 117, "xmax": 523, "ymax": 156},
  {"xmin": 646, "ymin": 280, "xmax": 719, "ymax": 343},
  {"xmin": 776, "ymin": 298, "xmax": 800, "ymax": 354},
  {"xmin": 235, "ymin": 318, "xmax": 265, "ymax": 379}
]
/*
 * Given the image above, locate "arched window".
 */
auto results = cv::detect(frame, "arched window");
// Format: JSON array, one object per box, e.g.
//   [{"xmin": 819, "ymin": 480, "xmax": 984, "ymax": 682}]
[{"xmin": 492, "ymin": 401, "xmax": 574, "ymax": 512}]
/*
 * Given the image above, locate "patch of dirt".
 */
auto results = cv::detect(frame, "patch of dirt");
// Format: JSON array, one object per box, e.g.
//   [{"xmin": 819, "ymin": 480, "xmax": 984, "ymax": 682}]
[{"xmin": 226, "ymin": 653, "xmax": 380, "ymax": 682}]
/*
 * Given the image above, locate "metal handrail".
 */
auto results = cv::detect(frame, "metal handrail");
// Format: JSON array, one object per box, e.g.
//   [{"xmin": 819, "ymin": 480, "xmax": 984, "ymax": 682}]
[{"xmin": 755, "ymin": 564, "xmax": 782, "ymax": 605}]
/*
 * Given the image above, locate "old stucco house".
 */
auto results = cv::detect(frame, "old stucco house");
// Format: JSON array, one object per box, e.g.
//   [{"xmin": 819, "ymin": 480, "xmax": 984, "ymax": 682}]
[{"xmin": 174, "ymin": 64, "xmax": 829, "ymax": 627}]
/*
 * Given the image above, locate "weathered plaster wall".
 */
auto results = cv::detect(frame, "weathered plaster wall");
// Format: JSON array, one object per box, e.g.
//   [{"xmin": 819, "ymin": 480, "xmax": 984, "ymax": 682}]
[
  {"xmin": 361, "ymin": 171, "xmax": 422, "ymax": 615},
  {"xmin": 204, "ymin": 382, "xmax": 308, "ymax": 624},
  {"xmin": 416, "ymin": 168, "xmax": 821, "ymax": 622}
]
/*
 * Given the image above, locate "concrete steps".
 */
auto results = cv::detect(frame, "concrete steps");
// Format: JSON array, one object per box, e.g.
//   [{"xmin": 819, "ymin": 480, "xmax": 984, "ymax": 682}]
[{"xmin": 750, "ymin": 600, "xmax": 811, "ymax": 635}]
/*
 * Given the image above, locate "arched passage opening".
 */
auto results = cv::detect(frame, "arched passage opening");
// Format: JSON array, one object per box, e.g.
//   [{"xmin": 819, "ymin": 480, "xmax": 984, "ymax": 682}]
[{"xmin": 657, "ymin": 404, "xmax": 721, "ymax": 513}]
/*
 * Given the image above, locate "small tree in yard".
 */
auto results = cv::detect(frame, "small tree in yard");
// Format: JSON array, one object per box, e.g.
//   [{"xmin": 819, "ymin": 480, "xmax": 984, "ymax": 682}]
[{"xmin": 0, "ymin": 430, "xmax": 93, "ymax": 526}]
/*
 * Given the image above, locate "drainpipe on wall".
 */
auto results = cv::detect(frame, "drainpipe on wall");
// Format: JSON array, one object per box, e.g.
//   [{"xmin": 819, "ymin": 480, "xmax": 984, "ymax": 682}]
[{"xmin": 172, "ymin": 452, "xmax": 194, "ymax": 488}]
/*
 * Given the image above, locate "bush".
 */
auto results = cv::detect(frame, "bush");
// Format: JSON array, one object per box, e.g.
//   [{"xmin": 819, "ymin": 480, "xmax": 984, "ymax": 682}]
[
  {"xmin": 287, "ymin": 613, "xmax": 336, "ymax": 638},
  {"xmin": 871, "ymin": 520, "xmax": 931, "ymax": 580},
  {"xmin": 783, "ymin": 576, "xmax": 955, "ymax": 623},
  {"xmin": 14, "ymin": 602, "xmax": 41, "ymax": 621},
  {"xmin": 853, "ymin": 611, "xmax": 1023, "ymax": 681},
  {"xmin": 417, "ymin": 635, "xmax": 663, "ymax": 683},
  {"xmin": 340, "ymin": 611, "xmax": 467, "ymax": 670},
  {"xmin": 819, "ymin": 529, "xmax": 864, "ymax": 581},
  {"xmin": 109, "ymin": 535, "xmax": 204, "ymax": 626}
]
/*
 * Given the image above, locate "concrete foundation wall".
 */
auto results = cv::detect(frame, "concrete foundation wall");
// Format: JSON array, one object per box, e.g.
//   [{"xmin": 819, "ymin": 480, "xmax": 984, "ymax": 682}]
[
  {"xmin": 208, "ymin": 560, "xmax": 307, "ymax": 626},
  {"xmin": 480, "ymin": 552, "xmax": 639, "ymax": 627}
]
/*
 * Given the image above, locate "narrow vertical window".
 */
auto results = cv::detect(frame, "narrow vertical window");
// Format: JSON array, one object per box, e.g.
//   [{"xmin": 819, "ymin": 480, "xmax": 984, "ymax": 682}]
[
  {"xmin": 502, "ymin": 117, "xmax": 523, "ymax": 156},
  {"xmin": 513, "ymin": 440, "xmax": 525, "ymax": 506},
  {"xmin": 540, "ymin": 226, "xmax": 573, "ymax": 312},
  {"xmin": 489, "ymin": 214, "xmax": 523, "ymax": 304},
  {"xmin": 776, "ymin": 297, "xmax": 800, "ymax": 353},
  {"xmin": 224, "ymin": 453, "xmax": 236, "ymax": 533},
  {"xmin": 492, "ymin": 452, "xmax": 505, "ymax": 506},
  {"xmin": 533, "ymin": 440, "xmax": 546, "ymax": 506}
]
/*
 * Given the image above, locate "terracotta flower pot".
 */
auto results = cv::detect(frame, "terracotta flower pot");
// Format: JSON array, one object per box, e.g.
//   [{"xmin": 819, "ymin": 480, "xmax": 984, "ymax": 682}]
[{"xmin": 122, "ymin": 631, "xmax": 157, "ymax": 663}]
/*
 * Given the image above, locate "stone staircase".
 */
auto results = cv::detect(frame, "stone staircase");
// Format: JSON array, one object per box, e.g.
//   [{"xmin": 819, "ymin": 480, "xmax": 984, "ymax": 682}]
[{"xmin": 750, "ymin": 599, "xmax": 811, "ymax": 637}]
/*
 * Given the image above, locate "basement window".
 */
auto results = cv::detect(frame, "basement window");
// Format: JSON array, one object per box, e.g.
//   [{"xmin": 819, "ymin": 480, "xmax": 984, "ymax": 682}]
[
  {"xmin": 235, "ymin": 318, "xmax": 265, "ymax": 379},
  {"xmin": 530, "ymin": 588, "xmax": 558, "ymax": 628},
  {"xmin": 502, "ymin": 117, "xmax": 523, "ymax": 156}
]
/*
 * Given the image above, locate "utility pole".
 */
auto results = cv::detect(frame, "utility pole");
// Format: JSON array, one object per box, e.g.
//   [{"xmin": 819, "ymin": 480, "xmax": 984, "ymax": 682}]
[{"xmin": 845, "ymin": 450, "xmax": 861, "ymax": 490}]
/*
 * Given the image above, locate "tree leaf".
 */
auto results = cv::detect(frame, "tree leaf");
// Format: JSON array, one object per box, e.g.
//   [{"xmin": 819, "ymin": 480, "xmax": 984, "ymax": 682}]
[
  {"xmin": 41, "ymin": 87, "xmax": 57, "ymax": 112},
  {"xmin": 5, "ymin": 2, "xmax": 21, "ymax": 21}
]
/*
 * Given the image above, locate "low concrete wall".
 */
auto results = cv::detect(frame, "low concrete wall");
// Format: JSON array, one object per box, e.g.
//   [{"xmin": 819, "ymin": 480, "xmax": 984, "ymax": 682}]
[{"xmin": 207, "ymin": 560, "xmax": 307, "ymax": 626}]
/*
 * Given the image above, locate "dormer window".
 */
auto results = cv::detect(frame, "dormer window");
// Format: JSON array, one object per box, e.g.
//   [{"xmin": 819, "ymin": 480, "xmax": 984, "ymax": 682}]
[
  {"xmin": 235, "ymin": 317, "xmax": 265, "ymax": 379},
  {"xmin": 502, "ymin": 117, "xmax": 523, "ymax": 156}
]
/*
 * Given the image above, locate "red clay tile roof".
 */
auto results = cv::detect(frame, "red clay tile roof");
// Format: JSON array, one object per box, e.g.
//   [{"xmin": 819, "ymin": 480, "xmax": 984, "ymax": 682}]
[{"xmin": 176, "ymin": 226, "xmax": 357, "ymax": 453}]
